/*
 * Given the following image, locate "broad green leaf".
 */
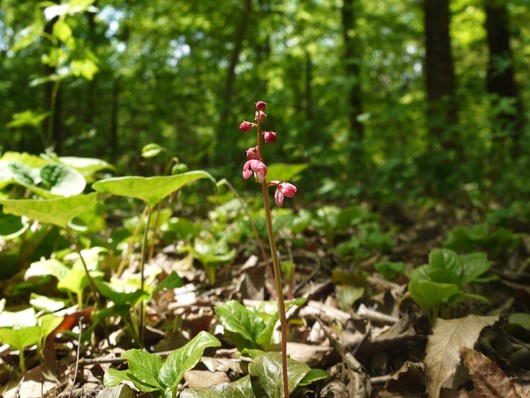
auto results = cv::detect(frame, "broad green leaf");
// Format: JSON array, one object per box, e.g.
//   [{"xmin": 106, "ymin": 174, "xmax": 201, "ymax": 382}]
[
  {"xmin": 336, "ymin": 285, "xmax": 364, "ymax": 311},
  {"xmin": 0, "ymin": 151, "xmax": 47, "ymax": 168},
  {"xmin": 180, "ymin": 375, "xmax": 254, "ymax": 398},
  {"xmin": 266, "ymin": 163, "xmax": 308, "ymax": 182},
  {"xmin": 429, "ymin": 249, "xmax": 462, "ymax": 279},
  {"xmin": 30, "ymin": 293, "xmax": 67, "ymax": 312},
  {"xmin": 408, "ymin": 280, "xmax": 460, "ymax": 313},
  {"xmin": 0, "ymin": 193, "xmax": 98, "ymax": 228},
  {"xmin": 7, "ymin": 110, "xmax": 48, "ymax": 129},
  {"xmin": 158, "ymin": 331, "xmax": 221, "ymax": 390},
  {"xmin": 459, "ymin": 252, "xmax": 492, "ymax": 286},
  {"xmin": 92, "ymin": 171, "xmax": 214, "ymax": 208},
  {"xmin": 141, "ymin": 143, "xmax": 165, "ymax": 158},
  {"xmin": 0, "ymin": 308, "xmax": 37, "ymax": 328},
  {"xmin": 153, "ymin": 271, "xmax": 184, "ymax": 294},
  {"xmin": 508, "ymin": 313, "xmax": 530, "ymax": 330},
  {"xmin": 37, "ymin": 163, "xmax": 86, "ymax": 197},
  {"xmin": 0, "ymin": 326, "xmax": 41, "ymax": 351},
  {"xmin": 249, "ymin": 352, "xmax": 310, "ymax": 397},
  {"xmin": 214, "ymin": 301, "xmax": 266, "ymax": 348},
  {"xmin": 104, "ymin": 368, "xmax": 134, "ymax": 388},
  {"xmin": 0, "ymin": 160, "xmax": 37, "ymax": 189},
  {"xmin": 374, "ymin": 261, "xmax": 405, "ymax": 280},
  {"xmin": 39, "ymin": 314, "xmax": 64, "ymax": 340},
  {"xmin": 26, "ymin": 259, "xmax": 70, "ymax": 280},
  {"xmin": 59, "ymin": 156, "xmax": 114, "ymax": 182},
  {"xmin": 53, "ymin": 20, "xmax": 72, "ymax": 42},
  {"xmin": 121, "ymin": 349, "xmax": 164, "ymax": 391},
  {"xmin": 0, "ymin": 211, "xmax": 28, "ymax": 239}
]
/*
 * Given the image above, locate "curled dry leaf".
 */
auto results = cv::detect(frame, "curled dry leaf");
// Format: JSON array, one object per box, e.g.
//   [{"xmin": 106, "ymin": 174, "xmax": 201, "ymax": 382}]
[
  {"xmin": 461, "ymin": 348, "xmax": 520, "ymax": 398},
  {"xmin": 425, "ymin": 315, "xmax": 499, "ymax": 398}
]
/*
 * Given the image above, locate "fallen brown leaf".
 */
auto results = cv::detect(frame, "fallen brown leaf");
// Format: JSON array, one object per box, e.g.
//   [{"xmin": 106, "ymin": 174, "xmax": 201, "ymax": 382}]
[
  {"xmin": 461, "ymin": 348, "xmax": 520, "ymax": 398},
  {"xmin": 426, "ymin": 315, "xmax": 499, "ymax": 398}
]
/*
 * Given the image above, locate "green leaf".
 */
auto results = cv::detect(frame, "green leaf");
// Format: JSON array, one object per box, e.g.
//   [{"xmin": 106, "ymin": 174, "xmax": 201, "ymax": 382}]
[
  {"xmin": 57, "ymin": 266, "xmax": 90, "ymax": 296},
  {"xmin": 266, "ymin": 163, "xmax": 308, "ymax": 182},
  {"xmin": 38, "ymin": 163, "xmax": 86, "ymax": 197},
  {"xmin": 215, "ymin": 301, "xmax": 266, "ymax": 348},
  {"xmin": 0, "ymin": 211, "xmax": 28, "ymax": 239},
  {"xmin": 429, "ymin": 249, "xmax": 462, "ymax": 279},
  {"xmin": 408, "ymin": 280, "xmax": 460, "ymax": 313},
  {"xmin": 374, "ymin": 261, "xmax": 405, "ymax": 280},
  {"xmin": 30, "ymin": 293, "xmax": 67, "ymax": 312},
  {"xmin": 298, "ymin": 368, "xmax": 330, "ymax": 386},
  {"xmin": 104, "ymin": 368, "xmax": 134, "ymax": 388},
  {"xmin": 0, "ymin": 326, "xmax": 41, "ymax": 351},
  {"xmin": 249, "ymin": 352, "xmax": 311, "ymax": 397},
  {"xmin": 153, "ymin": 271, "xmax": 184, "ymax": 294},
  {"xmin": 26, "ymin": 258, "xmax": 70, "ymax": 280},
  {"xmin": 180, "ymin": 375, "xmax": 254, "ymax": 398},
  {"xmin": 95, "ymin": 279, "xmax": 149, "ymax": 306},
  {"xmin": 158, "ymin": 331, "xmax": 221, "ymax": 390},
  {"xmin": 459, "ymin": 252, "xmax": 492, "ymax": 286},
  {"xmin": 0, "ymin": 192, "xmax": 98, "ymax": 228},
  {"xmin": 39, "ymin": 314, "xmax": 64, "ymax": 340},
  {"xmin": 336, "ymin": 285, "xmax": 364, "ymax": 311},
  {"xmin": 52, "ymin": 20, "xmax": 72, "ymax": 42},
  {"xmin": 0, "ymin": 308, "xmax": 37, "ymax": 328},
  {"xmin": 121, "ymin": 349, "xmax": 164, "ymax": 391},
  {"xmin": 141, "ymin": 143, "xmax": 165, "ymax": 159},
  {"xmin": 59, "ymin": 156, "xmax": 114, "ymax": 182},
  {"xmin": 92, "ymin": 171, "xmax": 214, "ymax": 208}
]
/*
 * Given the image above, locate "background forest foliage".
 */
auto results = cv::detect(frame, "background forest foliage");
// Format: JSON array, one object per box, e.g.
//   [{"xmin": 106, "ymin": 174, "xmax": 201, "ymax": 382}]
[{"xmin": 0, "ymin": 0, "xmax": 529, "ymax": 205}]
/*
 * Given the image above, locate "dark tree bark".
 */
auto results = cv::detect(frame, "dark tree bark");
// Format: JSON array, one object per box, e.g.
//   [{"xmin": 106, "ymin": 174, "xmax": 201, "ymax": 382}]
[
  {"xmin": 484, "ymin": 0, "xmax": 525, "ymax": 150},
  {"xmin": 423, "ymin": 0, "xmax": 459, "ymax": 152},
  {"xmin": 341, "ymin": 0, "xmax": 364, "ymax": 145}
]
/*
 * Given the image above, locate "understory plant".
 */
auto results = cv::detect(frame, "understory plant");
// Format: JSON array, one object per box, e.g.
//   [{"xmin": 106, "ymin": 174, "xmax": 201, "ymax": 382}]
[{"xmin": 239, "ymin": 101, "xmax": 298, "ymax": 398}]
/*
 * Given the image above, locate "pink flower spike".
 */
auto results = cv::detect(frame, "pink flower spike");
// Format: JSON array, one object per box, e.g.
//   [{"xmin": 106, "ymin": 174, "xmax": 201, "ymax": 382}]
[
  {"xmin": 239, "ymin": 120, "xmax": 253, "ymax": 133},
  {"xmin": 279, "ymin": 182, "xmax": 297, "ymax": 198},
  {"xmin": 274, "ymin": 188, "xmax": 285, "ymax": 207},
  {"xmin": 255, "ymin": 110, "xmax": 267, "ymax": 121},
  {"xmin": 246, "ymin": 147, "xmax": 259, "ymax": 160},
  {"xmin": 264, "ymin": 131, "xmax": 277, "ymax": 144},
  {"xmin": 256, "ymin": 101, "xmax": 267, "ymax": 111}
]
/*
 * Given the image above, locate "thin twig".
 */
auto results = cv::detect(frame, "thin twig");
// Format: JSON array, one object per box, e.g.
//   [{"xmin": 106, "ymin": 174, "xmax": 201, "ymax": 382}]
[{"xmin": 68, "ymin": 316, "xmax": 84, "ymax": 398}]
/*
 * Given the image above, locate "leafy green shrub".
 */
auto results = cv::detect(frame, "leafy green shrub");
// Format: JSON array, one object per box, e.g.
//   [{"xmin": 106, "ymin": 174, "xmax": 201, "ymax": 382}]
[
  {"xmin": 408, "ymin": 249, "xmax": 496, "ymax": 321},
  {"xmin": 443, "ymin": 223, "xmax": 520, "ymax": 256}
]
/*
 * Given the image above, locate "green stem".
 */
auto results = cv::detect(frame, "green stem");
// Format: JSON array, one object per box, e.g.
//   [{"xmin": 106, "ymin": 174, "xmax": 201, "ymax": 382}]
[
  {"xmin": 19, "ymin": 349, "xmax": 26, "ymax": 374},
  {"xmin": 138, "ymin": 205, "xmax": 153, "ymax": 347}
]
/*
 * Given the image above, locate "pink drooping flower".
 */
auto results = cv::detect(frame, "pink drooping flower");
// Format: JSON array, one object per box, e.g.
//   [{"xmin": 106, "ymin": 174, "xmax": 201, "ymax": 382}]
[
  {"xmin": 273, "ymin": 182, "xmax": 297, "ymax": 207},
  {"xmin": 239, "ymin": 120, "xmax": 253, "ymax": 133},
  {"xmin": 255, "ymin": 110, "xmax": 267, "ymax": 121},
  {"xmin": 246, "ymin": 147, "xmax": 259, "ymax": 160},
  {"xmin": 242, "ymin": 159, "xmax": 267, "ymax": 182},
  {"xmin": 256, "ymin": 100, "xmax": 267, "ymax": 111},
  {"xmin": 264, "ymin": 131, "xmax": 277, "ymax": 144}
]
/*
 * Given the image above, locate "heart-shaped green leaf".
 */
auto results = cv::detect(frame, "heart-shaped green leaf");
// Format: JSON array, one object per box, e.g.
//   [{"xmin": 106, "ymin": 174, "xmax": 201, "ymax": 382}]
[
  {"xmin": 158, "ymin": 331, "xmax": 221, "ymax": 390},
  {"xmin": 92, "ymin": 171, "xmax": 214, "ymax": 208},
  {"xmin": 408, "ymin": 279, "xmax": 460, "ymax": 313},
  {"xmin": 0, "ymin": 326, "xmax": 41, "ymax": 351},
  {"xmin": 0, "ymin": 192, "xmax": 98, "ymax": 228},
  {"xmin": 249, "ymin": 352, "xmax": 311, "ymax": 397},
  {"xmin": 180, "ymin": 375, "xmax": 254, "ymax": 398}
]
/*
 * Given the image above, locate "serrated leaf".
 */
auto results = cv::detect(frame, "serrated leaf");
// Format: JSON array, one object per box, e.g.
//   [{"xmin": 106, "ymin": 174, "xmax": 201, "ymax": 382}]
[
  {"xmin": 158, "ymin": 331, "xmax": 221, "ymax": 390},
  {"xmin": 180, "ymin": 375, "xmax": 254, "ymax": 398},
  {"xmin": 92, "ymin": 171, "xmax": 214, "ymax": 208},
  {"xmin": 121, "ymin": 349, "xmax": 164, "ymax": 390},
  {"xmin": 0, "ymin": 192, "xmax": 98, "ymax": 228},
  {"xmin": 249, "ymin": 352, "xmax": 310, "ymax": 397},
  {"xmin": 425, "ymin": 315, "xmax": 499, "ymax": 398}
]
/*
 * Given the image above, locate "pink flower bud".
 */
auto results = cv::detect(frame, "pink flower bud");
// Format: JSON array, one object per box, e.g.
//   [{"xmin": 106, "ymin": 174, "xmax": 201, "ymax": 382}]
[
  {"xmin": 256, "ymin": 101, "xmax": 267, "ymax": 111},
  {"xmin": 274, "ymin": 182, "xmax": 297, "ymax": 207},
  {"xmin": 255, "ymin": 111, "xmax": 267, "ymax": 121},
  {"xmin": 264, "ymin": 131, "xmax": 277, "ymax": 144},
  {"xmin": 239, "ymin": 120, "xmax": 253, "ymax": 133},
  {"xmin": 246, "ymin": 147, "xmax": 259, "ymax": 160},
  {"xmin": 242, "ymin": 159, "xmax": 267, "ymax": 182}
]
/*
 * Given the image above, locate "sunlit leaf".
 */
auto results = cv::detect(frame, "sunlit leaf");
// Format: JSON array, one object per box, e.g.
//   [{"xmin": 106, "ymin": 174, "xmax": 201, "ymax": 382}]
[
  {"xmin": 266, "ymin": 163, "xmax": 308, "ymax": 182},
  {"xmin": 92, "ymin": 171, "xmax": 214, "ymax": 208},
  {"xmin": 180, "ymin": 375, "xmax": 254, "ymax": 398}
]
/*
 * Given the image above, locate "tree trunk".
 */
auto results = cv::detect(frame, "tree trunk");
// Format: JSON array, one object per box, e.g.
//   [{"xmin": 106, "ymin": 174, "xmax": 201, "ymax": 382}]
[
  {"xmin": 484, "ymin": 0, "xmax": 525, "ymax": 152},
  {"xmin": 341, "ymin": 0, "xmax": 364, "ymax": 147},
  {"xmin": 423, "ymin": 0, "xmax": 459, "ymax": 153}
]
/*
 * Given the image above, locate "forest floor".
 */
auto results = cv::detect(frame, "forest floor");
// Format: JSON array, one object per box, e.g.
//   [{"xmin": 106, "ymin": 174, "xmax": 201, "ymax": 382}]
[{"xmin": 1, "ymin": 202, "xmax": 530, "ymax": 398}]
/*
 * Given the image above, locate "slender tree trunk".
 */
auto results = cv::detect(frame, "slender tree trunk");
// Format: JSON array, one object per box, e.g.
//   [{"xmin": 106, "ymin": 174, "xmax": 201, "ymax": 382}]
[
  {"xmin": 341, "ymin": 0, "xmax": 364, "ymax": 147},
  {"xmin": 423, "ymin": 0, "xmax": 459, "ymax": 153},
  {"xmin": 43, "ymin": 8, "xmax": 63, "ymax": 153},
  {"xmin": 484, "ymin": 0, "xmax": 525, "ymax": 154},
  {"xmin": 213, "ymin": 0, "xmax": 252, "ymax": 165}
]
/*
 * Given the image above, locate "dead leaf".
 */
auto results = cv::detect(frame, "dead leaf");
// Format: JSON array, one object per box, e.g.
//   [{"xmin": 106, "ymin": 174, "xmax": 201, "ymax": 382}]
[
  {"xmin": 286, "ymin": 342, "xmax": 330, "ymax": 366},
  {"xmin": 461, "ymin": 348, "xmax": 520, "ymax": 398},
  {"xmin": 184, "ymin": 370, "xmax": 229, "ymax": 388},
  {"xmin": 382, "ymin": 361, "xmax": 425, "ymax": 395},
  {"xmin": 426, "ymin": 315, "xmax": 499, "ymax": 398},
  {"xmin": 96, "ymin": 384, "xmax": 136, "ymax": 398}
]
